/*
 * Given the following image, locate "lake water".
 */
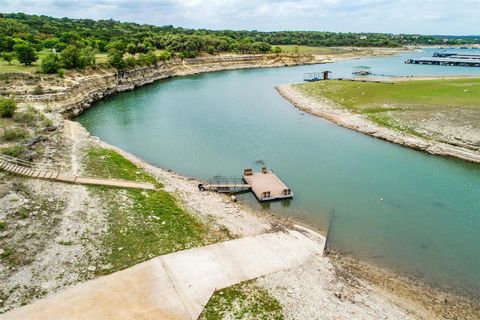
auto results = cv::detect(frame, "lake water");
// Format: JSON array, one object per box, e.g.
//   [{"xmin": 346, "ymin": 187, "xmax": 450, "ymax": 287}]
[{"xmin": 76, "ymin": 49, "xmax": 480, "ymax": 297}]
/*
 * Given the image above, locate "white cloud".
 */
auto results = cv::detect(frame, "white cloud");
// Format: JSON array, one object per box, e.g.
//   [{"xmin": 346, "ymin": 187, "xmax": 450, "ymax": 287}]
[{"xmin": 0, "ymin": 0, "xmax": 478, "ymax": 34}]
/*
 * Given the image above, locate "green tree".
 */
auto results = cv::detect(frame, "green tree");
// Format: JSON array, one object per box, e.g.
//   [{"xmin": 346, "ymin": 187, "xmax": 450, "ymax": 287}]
[
  {"xmin": 106, "ymin": 40, "xmax": 127, "ymax": 69},
  {"xmin": 108, "ymin": 51, "xmax": 125, "ymax": 69},
  {"xmin": 1, "ymin": 52, "xmax": 14, "ymax": 65},
  {"xmin": 0, "ymin": 97, "xmax": 16, "ymax": 118},
  {"xmin": 272, "ymin": 46, "xmax": 282, "ymax": 54},
  {"xmin": 60, "ymin": 45, "xmax": 83, "ymax": 69},
  {"xmin": 81, "ymin": 46, "xmax": 96, "ymax": 67},
  {"xmin": 14, "ymin": 42, "xmax": 37, "ymax": 65},
  {"xmin": 41, "ymin": 53, "xmax": 61, "ymax": 73}
]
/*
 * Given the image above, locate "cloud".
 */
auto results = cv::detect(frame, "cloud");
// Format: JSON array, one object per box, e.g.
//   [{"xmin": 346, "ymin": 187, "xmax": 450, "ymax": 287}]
[{"xmin": 0, "ymin": 0, "xmax": 478, "ymax": 35}]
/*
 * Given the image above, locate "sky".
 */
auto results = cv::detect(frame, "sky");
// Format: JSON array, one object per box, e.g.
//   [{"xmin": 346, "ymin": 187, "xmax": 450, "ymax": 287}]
[{"xmin": 0, "ymin": 0, "xmax": 478, "ymax": 35}]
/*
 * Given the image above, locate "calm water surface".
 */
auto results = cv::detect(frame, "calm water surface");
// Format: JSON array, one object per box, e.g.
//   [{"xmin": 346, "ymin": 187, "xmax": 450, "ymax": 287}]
[{"xmin": 77, "ymin": 49, "xmax": 480, "ymax": 296}]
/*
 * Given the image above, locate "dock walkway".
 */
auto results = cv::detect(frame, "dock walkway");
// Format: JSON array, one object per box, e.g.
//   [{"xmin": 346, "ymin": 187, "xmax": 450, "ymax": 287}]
[
  {"xmin": 0, "ymin": 154, "xmax": 155, "ymax": 190},
  {"xmin": 405, "ymin": 53, "xmax": 480, "ymax": 67}
]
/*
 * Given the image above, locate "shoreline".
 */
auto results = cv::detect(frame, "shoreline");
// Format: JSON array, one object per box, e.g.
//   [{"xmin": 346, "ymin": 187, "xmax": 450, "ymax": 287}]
[
  {"xmin": 50, "ymin": 51, "xmax": 480, "ymax": 317},
  {"xmin": 3, "ymin": 49, "xmax": 477, "ymax": 318},
  {"xmin": 276, "ymin": 83, "xmax": 480, "ymax": 164},
  {"xmin": 80, "ymin": 121, "xmax": 480, "ymax": 319}
]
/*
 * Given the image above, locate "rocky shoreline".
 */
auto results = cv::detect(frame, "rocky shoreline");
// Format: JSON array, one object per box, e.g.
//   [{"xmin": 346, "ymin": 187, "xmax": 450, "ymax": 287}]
[
  {"xmin": 2, "ymin": 54, "xmax": 318, "ymax": 118},
  {"xmin": 276, "ymin": 84, "xmax": 480, "ymax": 164}
]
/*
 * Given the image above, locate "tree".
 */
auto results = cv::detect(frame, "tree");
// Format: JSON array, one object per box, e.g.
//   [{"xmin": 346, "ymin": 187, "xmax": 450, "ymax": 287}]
[
  {"xmin": 14, "ymin": 43, "xmax": 37, "ymax": 65},
  {"xmin": 60, "ymin": 45, "xmax": 83, "ymax": 69},
  {"xmin": 272, "ymin": 46, "xmax": 282, "ymax": 54},
  {"xmin": 107, "ymin": 40, "xmax": 127, "ymax": 69},
  {"xmin": 1, "ymin": 52, "xmax": 14, "ymax": 65},
  {"xmin": 41, "ymin": 53, "xmax": 61, "ymax": 73},
  {"xmin": 108, "ymin": 51, "xmax": 125, "ymax": 69},
  {"xmin": 0, "ymin": 97, "xmax": 16, "ymax": 118},
  {"xmin": 81, "ymin": 46, "xmax": 96, "ymax": 67}
]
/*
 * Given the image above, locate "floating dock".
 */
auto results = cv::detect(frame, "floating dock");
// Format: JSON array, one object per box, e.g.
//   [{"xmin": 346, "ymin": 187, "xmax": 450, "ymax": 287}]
[
  {"xmin": 405, "ymin": 53, "xmax": 480, "ymax": 67},
  {"xmin": 198, "ymin": 167, "xmax": 293, "ymax": 202},
  {"xmin": 243, "ymin": 168, "xmax": 293, "ymax": 201}
]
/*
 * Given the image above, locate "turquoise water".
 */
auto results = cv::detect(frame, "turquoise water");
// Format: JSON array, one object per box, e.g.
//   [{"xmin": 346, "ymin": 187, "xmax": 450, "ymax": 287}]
[{"xmin": 76, "ymin": 49, "xmax": 480, "ymax": 296}]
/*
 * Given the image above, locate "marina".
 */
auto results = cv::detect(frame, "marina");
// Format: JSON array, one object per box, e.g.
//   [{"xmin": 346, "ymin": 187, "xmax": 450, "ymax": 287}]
[{"xmin": 405, "ymin": 52, "xmax": 480, "ymax": 67}]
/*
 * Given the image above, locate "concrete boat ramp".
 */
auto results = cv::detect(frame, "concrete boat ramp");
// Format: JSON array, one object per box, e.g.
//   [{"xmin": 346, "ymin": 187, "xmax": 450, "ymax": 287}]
[{"xmin": 2, "ymin": 230, "xmax": 324, "ymax": 320}]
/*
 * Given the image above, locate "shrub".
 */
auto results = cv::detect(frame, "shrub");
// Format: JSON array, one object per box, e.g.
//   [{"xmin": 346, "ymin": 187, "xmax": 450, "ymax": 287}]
[
  {"xmin": 41, "ymin": 52, "xmax": 61, "ymax": 74},
  {"xmin": 272, "ymin": 46, "xmax": 282, "ymax": 54},
  {"xmin": 1, "ymin": 52, "xmax": 14, "ymax": 65},
  {"xmin": 108, "ymin": 50, "xmax": 125, "ymax": 69},
  {"xmin": 13, "ymin": 105, "xmax": 37, "ymax": 123},
  {"xmin": 1, "ymin": 145, "xmax": 27, "ymax": 158},
  {"xmin": 0, "ymin": 220, "xmax": 6, "ymax": 229},
  {"xmin": 57, "ymin": 68, "xmax": 65, "ymax": 77},
  {"xmin": 60, "ymin": 45, "xmax": 83, "ymax": 69},
  {"xmin": 14, "ymin": 42, "xmax": 37, "ymax": 65},
  {"xmin": 33, "ymin": 85, "xmax": 43, "ymax": 95},
  {"xmin": 42, "ymin": 115, "xmax": 53, "ymax": 127},
  {"xmin": 124, "ymin": 56, "xmax": 137, "ymax": 68},
  {"xmin": 137, "ymin": 52, "xmax": 158, "ymax": 66},
  {"xmin": 180, "ymin": 50, "xmax": 196, "ymax": 59},
  {"xmin": 0, "ymin": 97, "xmax": 16, "ymax": 118},
  {"xmin": 158, "ymin": 51, "xmax": 173, "ymax": 61},
  {"xmin": 3, "ymin": 128, "xmax": 28, "ymax": 141}
]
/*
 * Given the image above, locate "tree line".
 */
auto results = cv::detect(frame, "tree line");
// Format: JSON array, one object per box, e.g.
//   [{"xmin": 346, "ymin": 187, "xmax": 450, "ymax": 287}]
[{"xmin": 0, "ymin": 12, "xmax": 478, "ymax": 74}]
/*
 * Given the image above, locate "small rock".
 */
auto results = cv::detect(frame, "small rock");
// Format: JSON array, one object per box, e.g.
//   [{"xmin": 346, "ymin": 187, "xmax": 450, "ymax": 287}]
[
  {"xmin": 24, "ymin": 136, "xmax": 42, "ymax": 147},
  {"xmin": 0, "ymin": 184, "xmax": 10, "ymax": 199},
  {"xmin": 18, "ymin": 220, "xmax": 28, "ymax": 227},
  {"xmin": 87, "ymin": 266, "xmax": 96, "ymax": 272},
  {"xmin": 45, "ymin": 125, "xmax": 58, "ymax": 132},
  {"xmin": 0, "ymin": 249, "xmax": 4, "ymax": 255},
  {"xmin": 118, "ymin": 247, "xmax": 124, "ymax": 251}
]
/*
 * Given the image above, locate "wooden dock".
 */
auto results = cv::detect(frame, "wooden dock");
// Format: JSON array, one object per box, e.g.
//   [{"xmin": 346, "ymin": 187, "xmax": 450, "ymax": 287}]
[
  {"xmin": 198, "ymin": 167, "xmax": 293, "ymax": 202},
  {"xmin": 405, "ymin": 53, "xmax": 480, "ymax": 67},
  {"xmin": 243, "ymin": 168, "xmax": 293, "ymax": 201}
]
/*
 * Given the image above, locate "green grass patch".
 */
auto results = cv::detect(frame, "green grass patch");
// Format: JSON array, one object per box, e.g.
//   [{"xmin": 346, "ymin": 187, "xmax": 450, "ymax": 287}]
[
  {"xmin": 296, "ymin": 78, "xmax": 480, "ymax": 110},
  {"xmin": 0, "ymin": 248, "xmax": 13, "ymax": 259},
  {"xmin": 83, "ymin": 146, "xmax": 230, "ymax": 273},
  {"xmin": 276, "ymin": 45, "xmax": 368, "ymax": 55},
  {"xmin": 295, "ymin": 78, "xmax": 480, "ymax": 134},
  {"xmin": 200, "ymin": 280, "xmax": 284, "ymax": 320},
  {"xmin": 2, "ymin": 128, "xmax": 29, "ymax": 141},
  {"xmin": 0, "ymin": 220, "xmax": 6, "ymax": 229},
  {"xmin": 1, "ymin": 145, "xmax": 27, "ymax": 158},
  {"xmin": 0, "ymin": 51, "xmax": 109, "ymax": 74},
  {"xmin": 85, "ymin": 146, "xmax": 160, "ymax": 186}
]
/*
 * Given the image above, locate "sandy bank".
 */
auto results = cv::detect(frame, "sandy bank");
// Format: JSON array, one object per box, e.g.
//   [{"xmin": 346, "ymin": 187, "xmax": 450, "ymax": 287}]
[{"xmin": 276, "ymin": 83, "xmax": 480, "ymax": 164}]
